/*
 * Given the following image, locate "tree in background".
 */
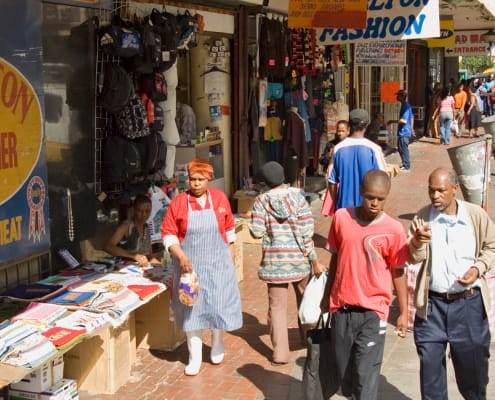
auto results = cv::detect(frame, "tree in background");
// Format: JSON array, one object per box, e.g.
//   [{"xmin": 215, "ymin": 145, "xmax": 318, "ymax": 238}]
[{"xmin": 460, "ymin": 56, "xmax": 493, "ymax": 76}]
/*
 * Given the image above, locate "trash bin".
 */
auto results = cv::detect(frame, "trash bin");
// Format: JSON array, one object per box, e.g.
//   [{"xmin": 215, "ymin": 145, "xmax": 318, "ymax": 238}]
[
  {"xmin": 447, "ymin": 136, "xmax": 492, "ymax": 208},
  {"xmin": 481, "ymin": 115, "xmax": 495, "ymax": 154}
]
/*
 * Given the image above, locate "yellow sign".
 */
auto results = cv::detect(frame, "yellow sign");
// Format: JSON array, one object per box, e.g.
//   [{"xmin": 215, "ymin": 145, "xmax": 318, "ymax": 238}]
[
  {"xmin": 427, "ymin": 17, "xmax": 454, "ymax": 48},
  {"xmin": 288, "ymin": 0, "xmax": 368, "ymax": 29},
  {"xmin": 0, "ymin": 58, "xmax": 42, "ymax": 205}
]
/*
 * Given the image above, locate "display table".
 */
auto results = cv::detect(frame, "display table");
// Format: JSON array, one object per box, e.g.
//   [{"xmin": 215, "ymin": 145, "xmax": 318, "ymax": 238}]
[{"xmin": 0, "ymin": 268, "xmax": 185, "ymax": 395}]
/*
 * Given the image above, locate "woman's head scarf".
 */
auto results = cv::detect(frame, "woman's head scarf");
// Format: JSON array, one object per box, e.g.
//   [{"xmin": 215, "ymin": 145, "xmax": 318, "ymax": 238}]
[{"xmin": 187, "ymin": 158, "xmax": 214, "ymax": 180}]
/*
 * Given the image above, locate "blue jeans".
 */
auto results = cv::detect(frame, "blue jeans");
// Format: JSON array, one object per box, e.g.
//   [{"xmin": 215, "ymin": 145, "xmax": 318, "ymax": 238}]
[
  {"xmin": 439, "ymin": 111, "xmax": 453, "ymax": 144},
  {"xmin": 398, "ymin": 136, "xmax": 410, "ymax": 169}
]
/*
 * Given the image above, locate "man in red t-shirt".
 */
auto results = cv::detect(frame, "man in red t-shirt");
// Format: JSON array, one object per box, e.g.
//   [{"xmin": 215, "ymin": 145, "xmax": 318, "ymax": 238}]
[{"xmin": 321, "ymin": 169, "xmax": 409, "ymax": 400}]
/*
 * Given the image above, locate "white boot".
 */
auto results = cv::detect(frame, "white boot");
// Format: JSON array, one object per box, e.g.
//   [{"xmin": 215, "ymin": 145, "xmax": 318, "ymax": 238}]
[
  {"xmin": 210, "ymin": 329, "xmax": 224, "ymax": 365},
  {"xmin": 185, "ymin": 330, "xmax": 202, "ymax": 376}
]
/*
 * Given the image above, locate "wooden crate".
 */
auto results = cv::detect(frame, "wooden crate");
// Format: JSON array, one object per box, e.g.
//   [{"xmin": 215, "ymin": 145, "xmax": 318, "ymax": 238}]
[
  {"xmin": 134, "ymin": 291, "xmax": 185, "ymax": 351},
  {"xmin": 63, "ymin": 317, "xmax": 133, "ymax": 394},
  {"xmin": 235, "ymin": 221, "xmax": 262, "ymax": 245},
  {"xmin": 234, "ymin": 242, "xmax": 243, "ymax": 283}
]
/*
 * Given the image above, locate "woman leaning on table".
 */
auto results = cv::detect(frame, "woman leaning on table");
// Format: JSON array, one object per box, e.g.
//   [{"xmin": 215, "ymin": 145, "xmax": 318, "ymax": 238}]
[{"xmin": 160, "ymin": 158, "xmax": 242, "ymax": 376}]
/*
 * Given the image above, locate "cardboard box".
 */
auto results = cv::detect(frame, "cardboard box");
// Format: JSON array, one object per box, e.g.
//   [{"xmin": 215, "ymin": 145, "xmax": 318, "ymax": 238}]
[
  {"xmin": 63, "ymin": 318, "xmax": 132, "ymax": 394},
  {"xmin": 40, "ymin": 378, "xmax": 78, "ymax": 400},
  {"xmin": 235, "ymin": 221, "xmax": 261, "ymax": 245},
  {"xmin": 232, "ymin": 190, "xmax": 257, "ymax": 214},
  {"xmin": 8, "ymin": 388, "xmax": 42, "ymax": 400},
  {"xmin": 134, "ymin": 291, "xmax": 185, "ymax": 351},
  {"xmin": 387, "ymin": 163, "xmax": 400, "ymax": 177},
  {"xmin": 10, "ymin": 362, "xmax": 51, "ymax": 393},
  {"xmin": 51, "ymin": 356, "xmax": 64, "ymax": 386}
]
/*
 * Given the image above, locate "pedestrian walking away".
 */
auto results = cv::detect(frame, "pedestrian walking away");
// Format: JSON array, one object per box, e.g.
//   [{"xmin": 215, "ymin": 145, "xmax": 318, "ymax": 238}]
[
  {"xmin": 408, "ymin": 167, "xmax": 495, "ymax": 399},
  {"xmin": 327, "ymin": 108, "xmax": 387, "ymax": 211},
  {"xmin": 249, "ymin": 161, "xmax": 325, "ymax": 365}
]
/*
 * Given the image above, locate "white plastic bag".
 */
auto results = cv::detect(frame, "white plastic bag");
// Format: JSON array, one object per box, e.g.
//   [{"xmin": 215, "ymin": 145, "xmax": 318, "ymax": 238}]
[
  {"xmin": 451, "ymin": 120, "xmax": 459, "ymax": 136},
  {"xmin": 147, "ymin": 184, "xmax": 171, "ymax": 242},
  {"xmin": 298, "ymin": 273, "xmax": 328, "ymax": 325}
]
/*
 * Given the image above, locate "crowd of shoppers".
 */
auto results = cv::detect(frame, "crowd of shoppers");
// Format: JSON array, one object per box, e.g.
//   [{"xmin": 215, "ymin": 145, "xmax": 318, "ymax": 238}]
[{"xmin": 102, "ymin": 92, "xmax": 493, "ymax": 399}]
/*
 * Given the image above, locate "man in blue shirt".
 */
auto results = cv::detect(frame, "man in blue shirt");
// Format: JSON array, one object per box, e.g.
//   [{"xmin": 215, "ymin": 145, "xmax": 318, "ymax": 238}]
[
  {"xmin": 327, "ymin": 109, "xmax": 387, "ymax": 210},
  {"xmin": 396, "ymin": 89, "xmax": 414, "ymax": 171}
]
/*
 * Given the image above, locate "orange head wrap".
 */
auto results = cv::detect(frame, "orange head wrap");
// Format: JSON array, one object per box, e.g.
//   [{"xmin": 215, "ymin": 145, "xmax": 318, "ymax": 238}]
[{"xmin": 187, "ymin": 158, "xmax": 214, "ymax": 180}]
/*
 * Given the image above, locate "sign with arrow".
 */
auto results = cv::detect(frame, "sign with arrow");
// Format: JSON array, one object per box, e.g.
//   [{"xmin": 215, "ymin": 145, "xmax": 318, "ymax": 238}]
[{"xmin": 444, "ymin": 30, "xmax": 491, "ymax": 57}]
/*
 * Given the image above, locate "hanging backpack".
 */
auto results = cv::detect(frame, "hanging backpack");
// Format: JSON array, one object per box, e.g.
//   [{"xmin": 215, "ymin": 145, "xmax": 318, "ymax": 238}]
[
  {"xmin": 114, "ymin": 94, "xmax": 150, "ymax": 139},
  {"xmin": 100, "ymin": 63, "xmax": 133, "ymax": 113},
  {"xmin": 103, "ymin": 135, "xmax": 142, "ymax": 183},
  {"xmin": 138, "ymin": 92, "xmax": 155, "ymax": 125},
  {"xmin": 150, "ymin": 103, "xmax": 164, "ymax": 133},
  {"xmin": 137, "ymin": 72, "xmax": 167, "ymax": 102},
  {"xmin": 177, "ymin": 10, "xmax": 198, "ymax": 50},
  {"xmin": 134, "ymin": 131, "xmax": 167, "ymax": 176},
  {"xmin": 99, "ymin": 15, "xmax": 142, "ymax": 58},
  {"xmin": 127, "ymin": 17, "xmax": 163, "ymax": 74},
  {"xmin": 150, "ymin": 8, "xmax": 180, "ymax": 71}
]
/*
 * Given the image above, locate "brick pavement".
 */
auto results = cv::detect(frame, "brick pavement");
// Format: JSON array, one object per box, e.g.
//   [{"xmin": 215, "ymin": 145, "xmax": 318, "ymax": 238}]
[{"xmin": 79, "ymin": 133, "xmax": 495, "ymax": 400}]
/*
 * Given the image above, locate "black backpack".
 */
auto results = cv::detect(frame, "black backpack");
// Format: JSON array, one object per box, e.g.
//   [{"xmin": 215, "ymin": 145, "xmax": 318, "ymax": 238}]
[
  {"xmin": 103, "ymin": 135, "xmax": 142, "ymax": 183},
  {"xmin": 127, "ymin": 17, "xmax": 163, "ymax": 74},
  {"xmin": 100, "ymin": 64, "xmax": 133, "ymax": 113},
  {"xmin": 150, "ymin": 8, "xmax": 180, "ymax": 71},
  {"xmin": 177, "ymin": 10, "xmax": 198, "ymax": 50},
  {"xmin": 150, "ymin": 103, "xmax": 164, "ymax": 133},
  {"xmin": 136, "ymin": 72, "xmax": 167, "ymax": 102},
  {"xmin": 114, "ymin": 94, "xmax": 151, "ymax": 139},
  {"xmin": 99, "ymin": 15, "xmax": 142, "ymax": 58},
  {"xmin": 134, "ymin": 131, "xmax": 167, "ymax": 176}
]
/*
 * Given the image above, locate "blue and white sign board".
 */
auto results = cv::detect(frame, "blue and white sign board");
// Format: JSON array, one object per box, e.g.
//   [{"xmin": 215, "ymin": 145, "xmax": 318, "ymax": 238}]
[{"xmin": 317, "ymin": 0, "xmax": 440, "ymax": 45}]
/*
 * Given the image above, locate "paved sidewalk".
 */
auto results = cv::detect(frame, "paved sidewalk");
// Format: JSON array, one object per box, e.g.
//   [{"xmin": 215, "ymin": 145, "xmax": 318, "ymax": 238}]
[{"xmin": 80, "ymin": 134, "xmax": 495, "ymax": 399}]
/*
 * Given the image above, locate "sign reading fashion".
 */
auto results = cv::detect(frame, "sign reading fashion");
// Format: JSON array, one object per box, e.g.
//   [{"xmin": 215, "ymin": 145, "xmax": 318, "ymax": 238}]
[
  {"xmin": 317, "ymin": 0, "xmax": 440, "ymax": 44},
  {"xmin": 0, "ymin": 0, "xmax": 50, "ymax": 263}
]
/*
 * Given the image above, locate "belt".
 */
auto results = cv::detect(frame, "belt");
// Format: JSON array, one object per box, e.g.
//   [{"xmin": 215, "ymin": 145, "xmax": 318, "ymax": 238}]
[
  {"xmin": 428, "ymin": 287, "xmax": 479, "ymax": 301},
  {"xmin": 340, "ymin": 305, "xmax": 369, "ymax": 312}
]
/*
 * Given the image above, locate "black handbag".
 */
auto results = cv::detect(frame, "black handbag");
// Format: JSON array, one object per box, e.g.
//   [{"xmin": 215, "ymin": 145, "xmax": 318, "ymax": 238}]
[{"xmin": 302, "ymin": 313, "xmax": 338, "ymax": 400}]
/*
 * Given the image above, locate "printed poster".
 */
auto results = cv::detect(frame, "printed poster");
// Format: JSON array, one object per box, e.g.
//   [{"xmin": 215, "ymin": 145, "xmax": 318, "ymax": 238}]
[{"xmin": 0, "ymin": 0, "xmax": 50, "ymax": 263}]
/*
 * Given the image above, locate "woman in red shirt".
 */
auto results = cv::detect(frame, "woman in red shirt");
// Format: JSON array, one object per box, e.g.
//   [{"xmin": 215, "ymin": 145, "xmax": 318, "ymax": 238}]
[{"xmin": 161, "ymin": 158, "xmax": 242, "ymax": 376}]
